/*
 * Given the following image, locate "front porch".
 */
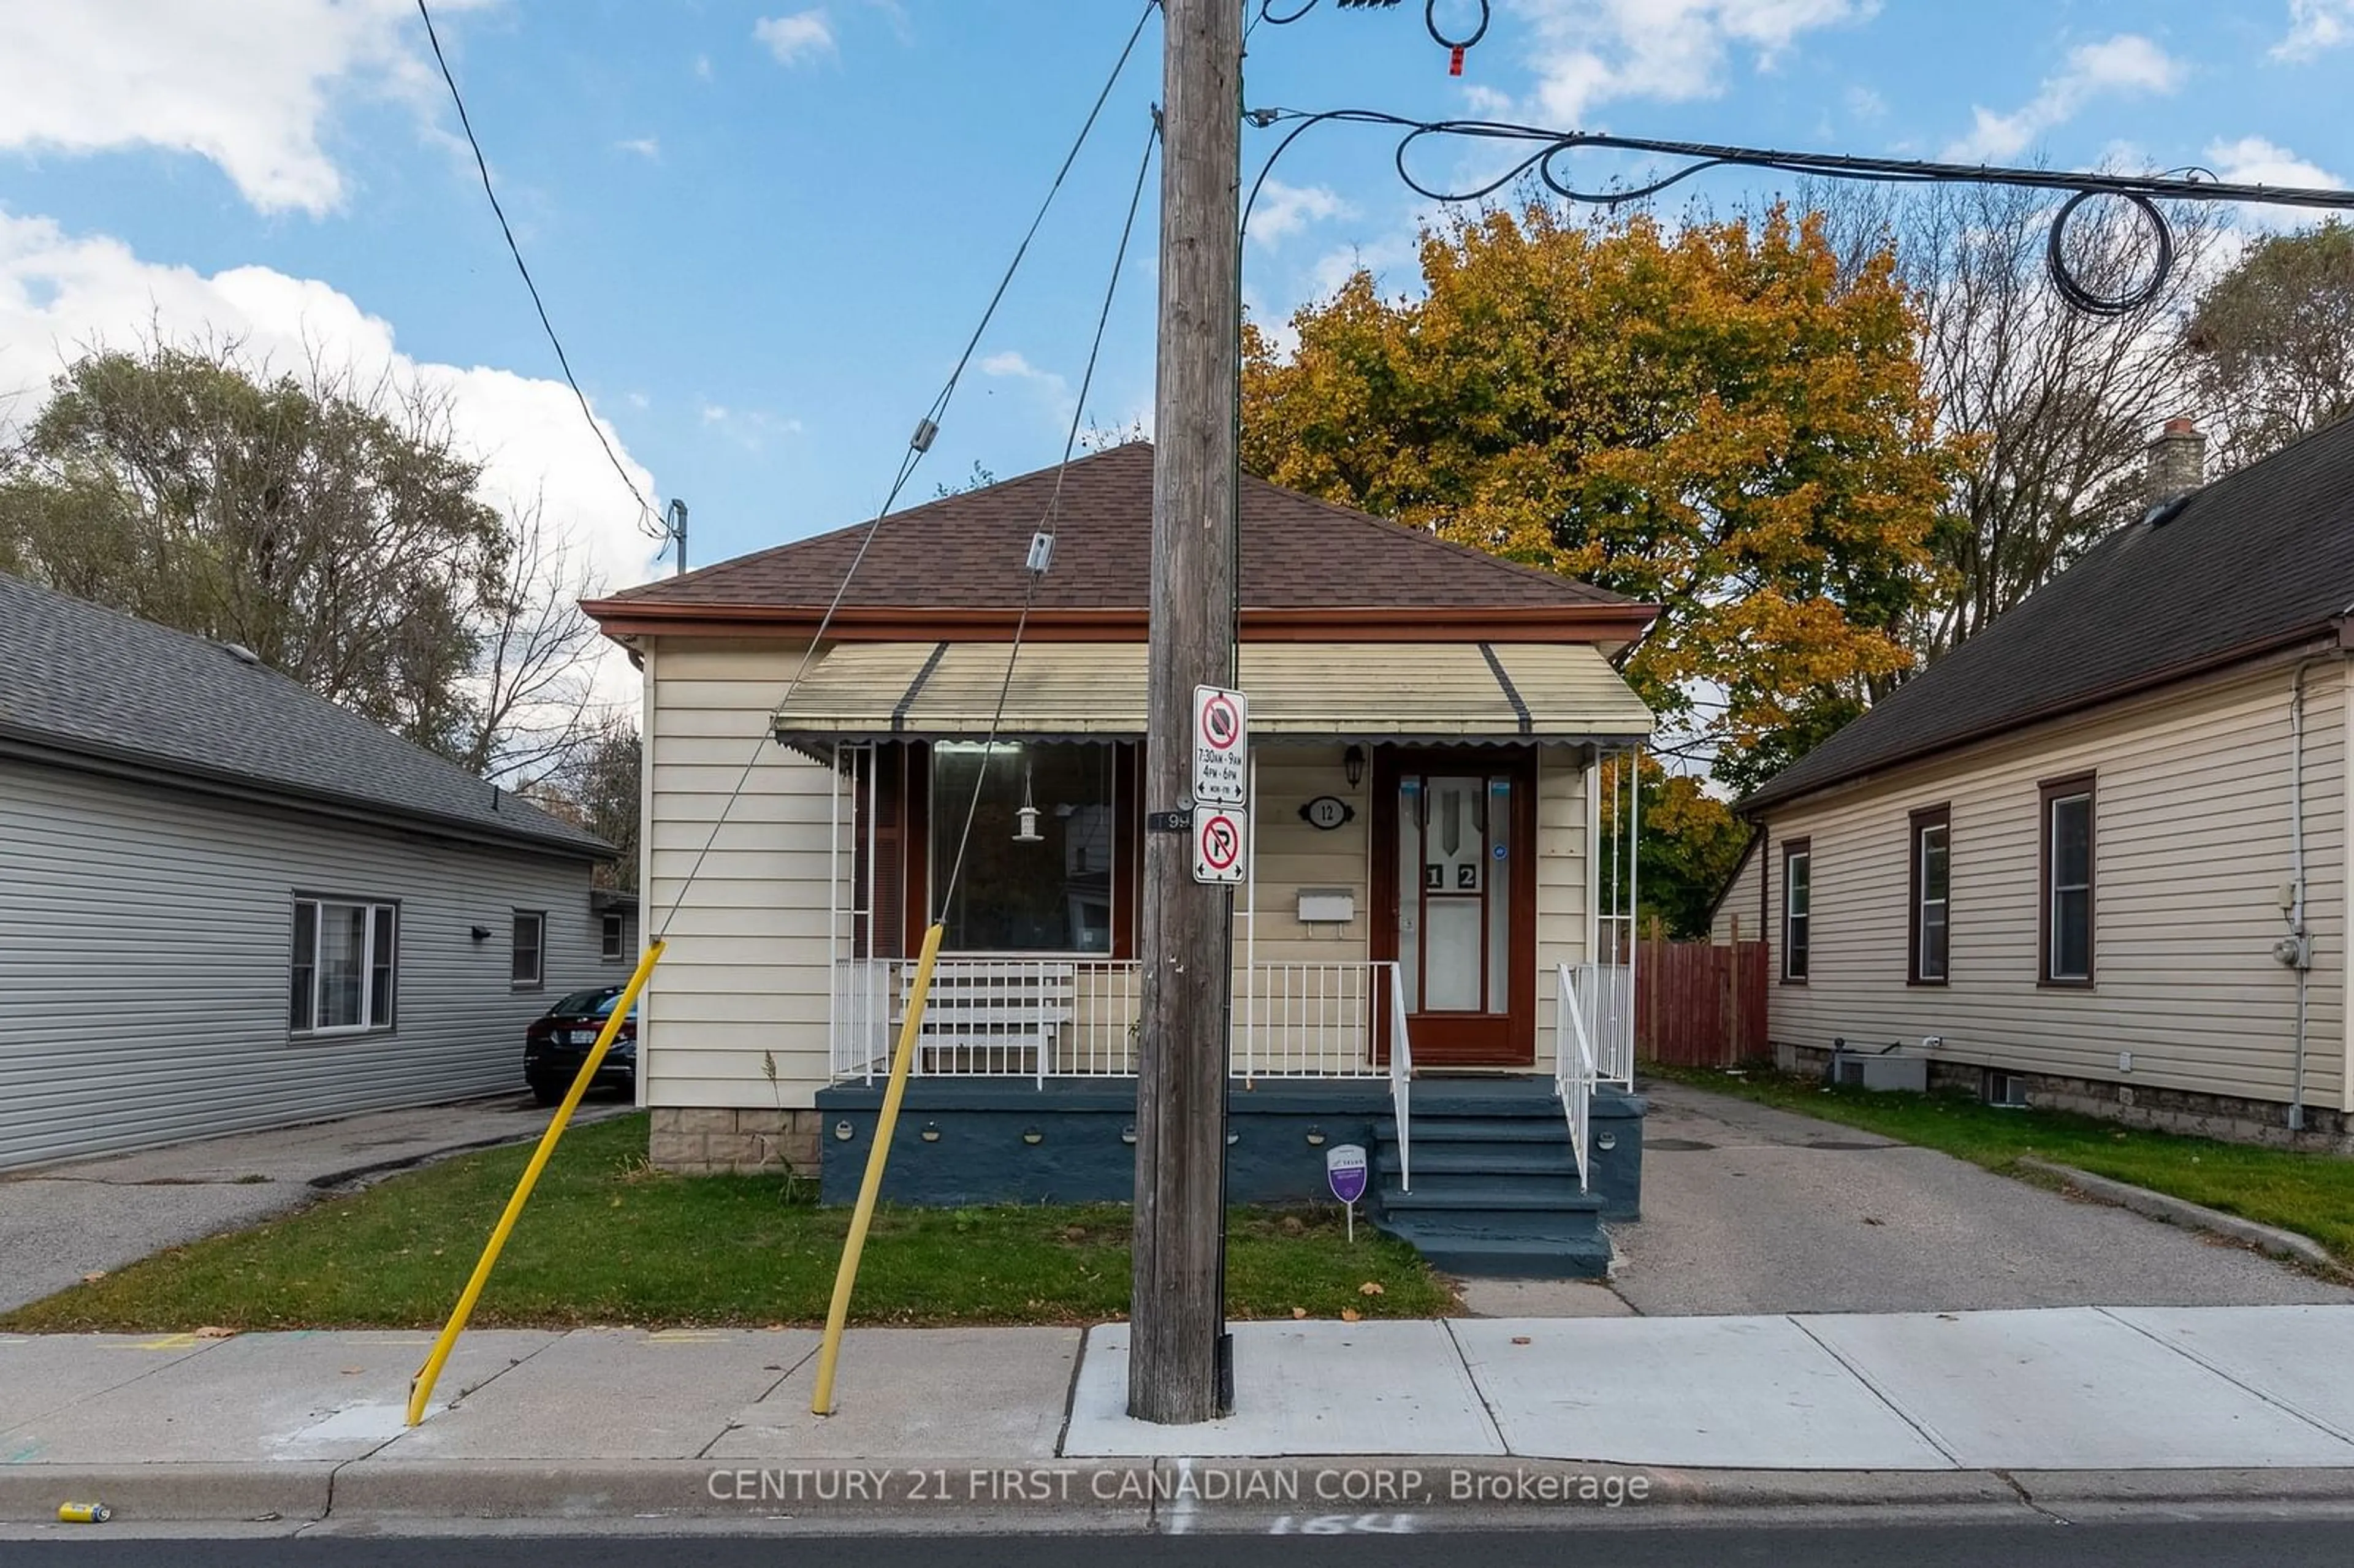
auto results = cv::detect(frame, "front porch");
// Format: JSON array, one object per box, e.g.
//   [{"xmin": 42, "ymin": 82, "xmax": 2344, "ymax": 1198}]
[{"xmin": 813, "ymin": 1072, "xmax": 1647, "ymax": 1278}]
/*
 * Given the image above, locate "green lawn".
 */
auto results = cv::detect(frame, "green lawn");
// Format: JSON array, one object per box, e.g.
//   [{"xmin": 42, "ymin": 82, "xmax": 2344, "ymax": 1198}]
[
  {"xmin": 1650, "ymin": 1063, "xmax": 2354, "ymax": 1264},
  {"xmin": 0, "ymin": 1113, "xmax": 1453, "ymax": 1332}
]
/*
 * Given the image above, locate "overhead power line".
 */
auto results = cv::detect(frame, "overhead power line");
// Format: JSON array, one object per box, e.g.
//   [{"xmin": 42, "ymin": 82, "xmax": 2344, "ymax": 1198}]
[
  {"xmin": 1244, "ymin": 108, "xmax": 2354, "ymax": 316},
  {"xmin": 414, "ymin": 0, "xmax": 665, "ymax": 541},
  {"xmin": 656, "ymin": 0, "xmax": 1162, "ymax": 942}
]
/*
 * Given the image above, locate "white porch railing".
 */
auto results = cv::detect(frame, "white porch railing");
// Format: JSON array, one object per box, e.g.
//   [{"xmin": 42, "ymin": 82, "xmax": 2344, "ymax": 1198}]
[
  {"xmin": 1556, "ymin": 964, "xmax": 1598, "ymax": 1194},
  {"xmin": 1574, "ymin": 960, "xmax": 1636, "ymax": 1088},
  {"xmin": 828, "ymin": 957, "xmax": 1409, "ymax": 1084},
  {"xmin": 1387, "ymin": 961, "xmax": 1413, "ymax": 1193}
]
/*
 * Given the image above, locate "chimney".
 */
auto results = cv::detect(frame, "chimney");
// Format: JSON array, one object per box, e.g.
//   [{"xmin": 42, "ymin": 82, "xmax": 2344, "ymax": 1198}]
[{"xmin": 2146, "ymin": 416, "xmax": 2206, "ymax": 508}]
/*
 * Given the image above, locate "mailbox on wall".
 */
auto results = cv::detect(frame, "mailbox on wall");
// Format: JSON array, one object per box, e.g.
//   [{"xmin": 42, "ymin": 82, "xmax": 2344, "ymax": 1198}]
[{"xmin": 1296, "ymin": 888, "xmax": 1356, "ymax": 924}]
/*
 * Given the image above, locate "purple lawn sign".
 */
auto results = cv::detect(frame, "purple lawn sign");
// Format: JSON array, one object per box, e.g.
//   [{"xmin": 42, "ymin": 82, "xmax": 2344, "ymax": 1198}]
[{"xmin": 1327, "ymin": 1143, "xmax": 1368, "ymax": 1205}]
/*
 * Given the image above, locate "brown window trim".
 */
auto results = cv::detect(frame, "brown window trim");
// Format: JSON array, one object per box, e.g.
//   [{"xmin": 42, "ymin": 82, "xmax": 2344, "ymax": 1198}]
[
  {"xmin": 1780, "ymin": 837, "xmax": 1811, "ymax": 985},
  {"xmin": 2038, "ymin": 773, "xmax": 2097, "ymax": 989},
  {"xmin": 1908, "ymin": 804, "xmax": 1951, "ymax": 987}
]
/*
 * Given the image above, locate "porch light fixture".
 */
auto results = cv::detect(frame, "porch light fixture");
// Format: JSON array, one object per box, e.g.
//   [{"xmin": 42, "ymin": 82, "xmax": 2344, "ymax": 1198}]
[
  {"xmin": 1013, "ymin": 763, "xmax": 1044, "ymax": 843},
  {"xmin": 1022, "ymin": 1127, "xmax": 1045, "ymax": 1145},
  {"xmin": 1305, "ymin": 1127, "xmax": 1327, "ymax": 1147},
  {"xmin": 1343, "ymin": 744, "xmax": 1366, "ymax": 790},
  {"xmin": 920, "ymin": 1122, "xmax": 942, "ymax": 1143}
]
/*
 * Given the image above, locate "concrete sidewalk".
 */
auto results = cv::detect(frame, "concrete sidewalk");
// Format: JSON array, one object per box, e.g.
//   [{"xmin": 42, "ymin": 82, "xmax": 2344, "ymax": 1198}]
[{"xmin": 4, "ymin": 1305, "xmax": 2353, "ymax": 1527}]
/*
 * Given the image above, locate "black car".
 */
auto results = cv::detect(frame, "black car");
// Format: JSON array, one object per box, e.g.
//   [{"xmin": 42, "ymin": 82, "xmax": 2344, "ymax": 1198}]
[{"xmin": 524, "ymin": 986, "xmax": 637, "ymax": 1106}]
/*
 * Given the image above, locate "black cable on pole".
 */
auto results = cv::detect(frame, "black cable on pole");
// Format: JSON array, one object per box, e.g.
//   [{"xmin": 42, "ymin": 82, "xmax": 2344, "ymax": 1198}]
[
  {"xmin": 1242, "ymin": 107, "xmax": 2354, "ymax": 316},
  {"xmin": 414, "ymin": 0, "xmax": 663, "ymax": 541},
  {"xmin": 937, "ymin": 115, "xmax": 1161, "ymax": 926},
  {"xmin": 657, "ymin": 0, "xmax": 1160, "ymax": 942}
]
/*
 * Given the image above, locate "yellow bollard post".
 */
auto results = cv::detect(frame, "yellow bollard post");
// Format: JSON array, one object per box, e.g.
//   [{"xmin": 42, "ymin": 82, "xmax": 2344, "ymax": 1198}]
[
  {"xmin": 405, "ymin": 938, "xmax": 667, "ymax": 1427},
  {"xmin": 811, "ymin": 920, "xmax": 946, "ymax": 1415}
]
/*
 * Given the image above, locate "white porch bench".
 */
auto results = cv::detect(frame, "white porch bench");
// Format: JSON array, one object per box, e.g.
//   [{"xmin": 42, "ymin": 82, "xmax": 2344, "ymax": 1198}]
[{"xmin": 897, "ymin": 961, "xmax": 1078, "ymax": 1076}]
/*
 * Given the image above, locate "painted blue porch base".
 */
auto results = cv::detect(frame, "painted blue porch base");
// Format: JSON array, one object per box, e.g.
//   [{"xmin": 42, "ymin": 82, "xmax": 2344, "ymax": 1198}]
[{"xmin": 812, "ymin": 1076, "xmax": 1643, "ymax": 1279}]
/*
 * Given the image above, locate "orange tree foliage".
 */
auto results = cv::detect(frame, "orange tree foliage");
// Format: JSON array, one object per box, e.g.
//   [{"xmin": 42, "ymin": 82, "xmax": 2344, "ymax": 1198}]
[{"xmin": 1243, "ymin": 202, "xmax": 1959, "ymax": 788}]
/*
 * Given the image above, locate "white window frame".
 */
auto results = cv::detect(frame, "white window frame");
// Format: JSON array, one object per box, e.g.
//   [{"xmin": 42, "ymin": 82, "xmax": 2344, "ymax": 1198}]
[
  {"xmin": 512, "ymin": 910, "xmax": 547, "ymax": 990},
  {"xmin": 291, "ymin": 897, "xmax": 398, "ymax": 1037},
  {"xmin": 1781, "ymin": 843, "xmax": 1811, "ymax": 982}
]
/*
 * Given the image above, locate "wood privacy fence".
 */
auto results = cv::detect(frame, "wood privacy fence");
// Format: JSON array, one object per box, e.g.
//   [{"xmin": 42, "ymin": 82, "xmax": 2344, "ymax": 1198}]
[{"xmin": 1636, "ymin": 931, "xmax": 1769, "ymax": 1066}]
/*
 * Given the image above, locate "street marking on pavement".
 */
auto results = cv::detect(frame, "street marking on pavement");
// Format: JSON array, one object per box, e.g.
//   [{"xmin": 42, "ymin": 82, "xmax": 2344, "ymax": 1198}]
[
  {"xmin": 125, "ymin": 1334, "xmax": 199, "ymax": 1350},
  {"xmin": 648, "ymin": 1330, "xmax": 733, "ymax": 1344}
]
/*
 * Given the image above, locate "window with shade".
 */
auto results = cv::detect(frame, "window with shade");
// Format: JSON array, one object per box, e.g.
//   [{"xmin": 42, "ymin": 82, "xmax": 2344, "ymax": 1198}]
[
  {"xmin": 931, "ymin": 741, "xmax": 1119, "ymax": 953},
  {"xmin": 1781, "ymin": 841, "xmax": 1811, "ymax": 982},
  {"xmin": 2041, "ymin": 777, "xmax": 2095, "ymax": 985},
  {"xmin": 290, "ymin": 898, "xmax": 397, "ymax": 1034},
  {"xmin": 1910, "ymin": 805, "xmax": 1951, "ymax": 985}
]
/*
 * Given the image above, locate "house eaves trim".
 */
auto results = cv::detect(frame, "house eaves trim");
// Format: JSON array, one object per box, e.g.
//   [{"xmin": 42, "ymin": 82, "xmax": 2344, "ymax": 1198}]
[
  {"xmin": 1739, "ymin": 623, "xmax": 2344, "ymax": 818},
  {"xmin": 0, "ymin": 725, "xmax": 611, "ymax": 863},
  {"xmin": 583, "ymin": 600, "xmax": 1662, "ymax": 645}
]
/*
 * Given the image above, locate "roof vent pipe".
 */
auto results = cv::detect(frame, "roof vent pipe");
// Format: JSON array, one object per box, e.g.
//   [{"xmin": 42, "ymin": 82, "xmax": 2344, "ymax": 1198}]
[{"xmin": 2146, "ymin": 417, "xmax": 2206, "ymax": 511}]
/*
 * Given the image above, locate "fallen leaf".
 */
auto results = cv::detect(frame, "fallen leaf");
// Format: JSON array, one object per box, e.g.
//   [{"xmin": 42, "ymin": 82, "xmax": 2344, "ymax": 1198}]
[
  {"xmin": 1358, "ymin": 1282, "xmax": 1385, "ymax": 1296},
  {"xmin": 1861, "ymin": 1216, "xmax": 1884, "ymax": 1226},
  {"xmin": 341, "ymin": 1366, "xmax": 364, "ymax": 1376},
  {"xmin": 79, "ymin": 1271, "xmax": 106, "ymax": 1284},
  {"xmin": 194, "ymin": 1326, "xmax": 234, "ymax": 1339},
  {"xmin": 1341, "ymin": 1308, "xmax": 1362, "ymax": 1323},
  {"xmin": 1511, "ymin": 1336, "xmax": 1533, "ymax": 1346},
  {"xmin": 1291, "ymin": 1307, "xmax": 1308, "ymax": 1320}
]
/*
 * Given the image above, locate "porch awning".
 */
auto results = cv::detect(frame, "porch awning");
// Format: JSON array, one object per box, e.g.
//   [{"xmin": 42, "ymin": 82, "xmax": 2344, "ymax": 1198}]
[{"xmin": 774, "ymin": 641, "xmax": 1653, "ymax": 744}]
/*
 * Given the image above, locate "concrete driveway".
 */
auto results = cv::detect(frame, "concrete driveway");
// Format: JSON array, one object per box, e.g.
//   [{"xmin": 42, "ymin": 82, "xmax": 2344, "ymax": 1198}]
[
  {"xmin": 0, "ymin": 1094, "xmax": 635, "ymax": 1314},
  {"xmin": 1611, "ymin": 1079, "xmax": 2354, "ymax": 1316}
]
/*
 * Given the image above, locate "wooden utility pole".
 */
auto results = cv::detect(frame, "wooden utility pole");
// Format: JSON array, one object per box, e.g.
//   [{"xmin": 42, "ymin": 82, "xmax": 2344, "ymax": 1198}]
[{"xmin": 1129, "ymin": 0, "xmax": 1242, "ymax": 1425}]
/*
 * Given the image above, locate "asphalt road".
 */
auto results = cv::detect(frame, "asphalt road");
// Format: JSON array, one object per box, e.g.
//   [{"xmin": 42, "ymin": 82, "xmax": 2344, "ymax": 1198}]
[
  {"xmin": 0, "ymin": 1094, "xmax": 633, "ymax": 1313},
  {"xmin": 12, "ymin": 1521, "xmax": 2354, "ymax": 1566},
  {"xmin": 1611, "ymin": 1081, "xmax": 2354, "ymax": 1315}
]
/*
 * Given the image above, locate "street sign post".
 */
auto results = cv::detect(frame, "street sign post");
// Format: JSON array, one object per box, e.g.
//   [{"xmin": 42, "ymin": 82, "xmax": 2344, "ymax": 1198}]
[
  {"xmin": 1192, "ymin": 685, "xmax": 1247, "ymax": 805},
  {"xmin": 1326, "ymin": 1143, "xmax": 1368, "ymax": 1243}
]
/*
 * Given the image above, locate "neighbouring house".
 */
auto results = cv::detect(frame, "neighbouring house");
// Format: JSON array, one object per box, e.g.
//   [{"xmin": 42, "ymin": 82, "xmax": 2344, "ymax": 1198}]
[
  {"xmin": 584, "ymin": 442, "xmax": 1661, "ymax": 1276},
  {"xmin": 0, "ymin": 573, "xmax": 625, "ymax": 1171},
  {"xmin": 1733, "ymin": 416, "xmax": 2354, "ymax": 1152}
]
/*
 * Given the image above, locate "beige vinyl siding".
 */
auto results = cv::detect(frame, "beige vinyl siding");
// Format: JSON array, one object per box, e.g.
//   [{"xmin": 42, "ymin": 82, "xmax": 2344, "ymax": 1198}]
[
  {"xmin": 1533, "ymin": 749, "xmax": 1588, "ymax": 1071},
  {"xmin": 642, "ymin": 629, "xmax": 1610, "ymax": 1103},
  {"xmin": 1761, "ymin": 655, "xmax": 2347, "ymax": 1112},
  {"xmin": 642, "ymin": 637, "xmax": 838, "ymax": 1111},
  {"xmin": 1710, "ymin": 837, "xmax": 1766, "ymax": 945}
]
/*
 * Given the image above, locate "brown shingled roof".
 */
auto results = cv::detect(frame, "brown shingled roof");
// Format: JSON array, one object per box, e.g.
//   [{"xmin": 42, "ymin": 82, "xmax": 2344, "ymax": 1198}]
[{"xmin": 588, "ymin": 443, "xmax": 1640, "ymax": 630}]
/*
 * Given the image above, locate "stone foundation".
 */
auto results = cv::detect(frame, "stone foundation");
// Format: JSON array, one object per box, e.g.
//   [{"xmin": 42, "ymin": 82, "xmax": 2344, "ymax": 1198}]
[
  {"xmin": 649, "ymin": 1106, "xmax": 823, "ymax": 1175},
  {"xmin": 1775, "ymin": 1041, "xmax": 2354, "ymax": 1154}
]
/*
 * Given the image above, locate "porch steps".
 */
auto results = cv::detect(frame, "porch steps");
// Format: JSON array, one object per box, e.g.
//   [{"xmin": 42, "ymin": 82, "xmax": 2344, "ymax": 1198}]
[{"xmin": 1369, "ymin": 1099, "xmax": 1612, "ymax": 1279}]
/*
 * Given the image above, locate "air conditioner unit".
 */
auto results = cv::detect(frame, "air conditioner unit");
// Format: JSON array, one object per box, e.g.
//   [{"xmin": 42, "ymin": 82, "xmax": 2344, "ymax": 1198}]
[{"xmin": 1829, "ymin": 1045, "xmax": 1929, "ymax": 1092}]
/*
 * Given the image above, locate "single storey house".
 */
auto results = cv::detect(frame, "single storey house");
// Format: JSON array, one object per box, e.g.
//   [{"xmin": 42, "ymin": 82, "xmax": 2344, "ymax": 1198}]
[
  {"xmin": 0, "ymin": 573, "xmax": 626, "ymax": 1171},
  {"xmin": 1733, "ymin": 417, "xmax": 2354, "ymax": 1151},
  {"xmin": 585, "ymin": 443, "xmax": 1660, "ymax": 1275}
]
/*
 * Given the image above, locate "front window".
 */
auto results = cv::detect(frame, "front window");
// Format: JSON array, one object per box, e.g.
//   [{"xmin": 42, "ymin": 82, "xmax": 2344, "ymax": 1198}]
[
  {"xmin": 931, "ymin": 741, "xmax": 1117, "ymax": 952},
  {"xmin": 601, "ymin": 915, "xmax": 625, "ymax": 961},
  {"xmin": 2043, "ymin": 780, "xmax": 2095, "ymax": 984},
  {"xmin": 1782, "ymin": 843, "xmax": 1811, "ymax": 982},
  {"xmin": 291, "ymin": 898, "xmax": 397, "ymax": 1033},
  {"xmin": 1911, "ymin": 807, "xmax": 1950, "ymax": 984}
]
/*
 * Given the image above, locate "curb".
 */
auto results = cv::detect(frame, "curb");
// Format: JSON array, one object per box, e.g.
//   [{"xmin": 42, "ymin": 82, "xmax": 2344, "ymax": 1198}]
[
  {"xmin": 2017, "ymin": 1157, "xmax": 2348, "ymax": 1276},
  {"xmin": 9, "ymin": 1458, "xmax": 2354, "ymax": 1526}
]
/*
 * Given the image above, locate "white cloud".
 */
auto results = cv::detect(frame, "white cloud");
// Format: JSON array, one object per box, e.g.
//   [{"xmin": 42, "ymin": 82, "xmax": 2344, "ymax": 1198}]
[
  {"xmin": 1503, "ymin": 0, "xmax": 1875, "ymax": 127},
  {"xmin": 1249, "ymin": 180, "xmax": 1352, "ymax": 246},
  {"xmin": 753, "ymin": 10, "xmax": 836, "ymax": 67},
  {"xmin": 0, "ymin": 210, "xmax": 663, "ymax": 660},
  {"xmin": 0, "ymin": 0, "xmax": 493, "ymax": 216},
  {"xmin": 2203, "ymin": 136, "xmax": 2347, "ymax": 229},
  {"xmin": 614, "ymin": 137, "xmax": 660, "ymax": 160},
  {"xmin": 1945, "ymin": 34, "xmax": 2184, "ymax": 163},
  {"xmin": 694, "ymin": 54, "xmax": 715, "ymax": 80},
  {"xmin": 2274, "ymin": 0, "xmax": 2353, "ymax": 59},
  {"xmin": 1845, "ymin": 85, "xmax": 1887, "ymax": 121},
  {"xmin": 978, "ymin": 349, "xmax": 1068, "ymax": 398}
]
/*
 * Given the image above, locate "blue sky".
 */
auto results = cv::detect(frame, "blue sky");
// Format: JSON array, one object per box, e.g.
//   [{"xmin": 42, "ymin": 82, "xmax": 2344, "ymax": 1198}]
[{"xmin": 1, "ymin": 1, "xmax": 2349, "ymax": 598}]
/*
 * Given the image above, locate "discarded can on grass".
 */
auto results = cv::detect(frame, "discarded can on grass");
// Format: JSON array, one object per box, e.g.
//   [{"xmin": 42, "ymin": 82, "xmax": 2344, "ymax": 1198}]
[{"xmin": 56, "ymin": 1501, "xmax": 112, "ymax": 1524}]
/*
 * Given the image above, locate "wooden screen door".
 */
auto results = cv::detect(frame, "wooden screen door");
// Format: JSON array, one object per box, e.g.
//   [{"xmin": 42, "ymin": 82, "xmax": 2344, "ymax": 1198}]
[{"xmin": 1372, "ymin": 748, "xmax": 1538, "ymax": 1067}]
